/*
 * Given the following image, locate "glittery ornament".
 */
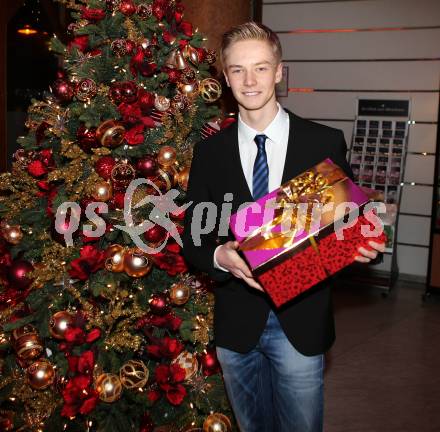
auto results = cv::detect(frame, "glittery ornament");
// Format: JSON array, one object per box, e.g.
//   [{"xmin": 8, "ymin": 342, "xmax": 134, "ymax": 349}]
[
  {"xmin": 106, "ymin": 0, "xmax": 121, "ymax": 11},
  {"xmin": 119, "ymin": 0, "xmax": 137, "ymax": 16},
  {"xmin": 13, "ymin": 331, "xmax": 43, "ymax": 361},
  {"xmin": 111, "ymin": 38, "xmax": 129, "ymax": 56},
  {"xmin": 51, "ymin": 79, "xmax": 74, "ymax": 103},
  {"xmin": 75, "ymin": 78, "xmax": 97, "ymax": 101},
  {"xmin": 199, "ymin": 78, "xmax": 222, "ymax": 103},
  {"xmin": 171, "ymin": 93, "xmax": 190, "ymax": 111},
  {"xmin": 109, "ymin": 81, "xmax": 139, "ymax": 105},
  {"xmin": 172, "ymin": 351, "xmax": 198, "ymax": 380},
  {"xmin": 181, "ymin": 67, "xmax": 197, "ymax": 84},
  {"xmin": 76, "ymin": 124, "xmax": 99, "ymax": 153},
  {"xmin": 111, "ymin": 161, "xmax": 136, "ymax": 191},
  {"xmin": 148, "ymin": 293, "xmax": 170, "ymax": 315},
  {"xmin": 91, "ymin": 180, "xmax": 113, "ymax": 202},
  {"xmin": 154, "ymin": 95, "xmax": 171, "ymax": 112},
  {"xmin": 137, "ymin": 3, "xmax": 153, "ymax": 19},
  {"xmin": 119, "ymin": 360, "xmax": 149, "ymax": 389},
  {"xmin": 95, "ymin": 373, "xmax": 122, "ymax": 402},
  {"xmin": 95, "ymin": 156, "xmax": 117, "ymax": 180},
  {"xmin": 205, "ymin": 49, "xmax": 217, "ymax": 65},
  {"xmin": 2, "ymin": 225, "xmax": 23, "ymax": 245}
]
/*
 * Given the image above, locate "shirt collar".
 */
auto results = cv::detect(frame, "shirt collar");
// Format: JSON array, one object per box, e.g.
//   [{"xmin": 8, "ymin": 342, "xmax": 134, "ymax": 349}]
[{"xmin": 238, "ymin": 103, "xmax": 288, "ymax": 144}]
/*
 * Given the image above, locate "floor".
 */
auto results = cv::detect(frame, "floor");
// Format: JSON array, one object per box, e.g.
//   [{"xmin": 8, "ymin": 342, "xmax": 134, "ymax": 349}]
[{"xmin": 324, "ymin": 280, "xmax": 440, "ymax": 432}]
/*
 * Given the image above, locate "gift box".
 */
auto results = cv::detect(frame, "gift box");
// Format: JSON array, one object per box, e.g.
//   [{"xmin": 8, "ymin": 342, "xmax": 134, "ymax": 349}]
[{"xmin": 229, "ymin": 158, "xmax": 386, "ymax": 307}]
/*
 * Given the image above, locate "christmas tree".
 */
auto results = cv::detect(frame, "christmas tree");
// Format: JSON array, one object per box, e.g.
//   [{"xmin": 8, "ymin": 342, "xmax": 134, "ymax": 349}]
[{"xmin": 0, "ymin": 0, "xmax": 236, "ymax": 431}]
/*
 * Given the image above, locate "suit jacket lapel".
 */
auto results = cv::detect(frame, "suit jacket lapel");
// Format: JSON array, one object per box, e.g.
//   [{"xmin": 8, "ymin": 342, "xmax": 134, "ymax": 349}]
[{"xmin": 281, "ymin": 111, "xmax": 301, "ymax": 184}]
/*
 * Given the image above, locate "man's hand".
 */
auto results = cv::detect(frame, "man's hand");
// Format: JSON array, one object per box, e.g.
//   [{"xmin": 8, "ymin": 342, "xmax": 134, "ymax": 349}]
[
  {"xmin": 216, "ymin": 241, "xmax": 264, "ymax": 292},
  {"xmin": 355, "ymin": 240, "xmax": 385, "ymax": 263}
]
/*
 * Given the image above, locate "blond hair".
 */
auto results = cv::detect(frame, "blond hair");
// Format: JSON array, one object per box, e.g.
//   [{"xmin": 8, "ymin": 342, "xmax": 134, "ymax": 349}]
[{"xmin": 220, "ymin": 21, "xmax": 282, "ymax": 65}]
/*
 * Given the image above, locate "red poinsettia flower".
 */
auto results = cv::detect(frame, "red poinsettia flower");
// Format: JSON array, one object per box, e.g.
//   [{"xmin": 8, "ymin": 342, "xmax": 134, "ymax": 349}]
[
  {"xmin": 152, "ymin": 243, "xmax": 188, "ymax": 276},
  {"xmin": 61, "ymin": 374, "xmax": 99, "ymax": 417},
  {"xmin": 154, "ymin": 363, "xmax": 187, "ymax": 406},
  {"xmin": 68, "ymin": 245, "xmax": 105, "ymax": 280},
  {"xmin": 147, "ymin": 336, "xmax": 184, "ymax": 360},
  {"xmin": 27, "ymin": 160, "xmax": 48, "ymax": 177},
  {"xmin": 179, "ymin": 21, "xmax": 193, "ymax": 37},
  {"xmin": 68, "ymin": 35, "xmax": 89, "ymax": 53},
  {"xmin": 65, "ymin": 327, "xmax": 101, "ymax": 345}
]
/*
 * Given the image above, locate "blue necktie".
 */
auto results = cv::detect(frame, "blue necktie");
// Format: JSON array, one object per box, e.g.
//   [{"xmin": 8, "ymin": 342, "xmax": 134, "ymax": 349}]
[{"xmin": 252, "ymin": 134, "xmax": 269, "ymax": 200}]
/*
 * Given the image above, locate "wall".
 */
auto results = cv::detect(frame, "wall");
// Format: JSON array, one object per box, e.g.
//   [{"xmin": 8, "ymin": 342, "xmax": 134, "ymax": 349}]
[{"xmin": 263, "ymin": 0, "xmax": 440, "ymax": 281}]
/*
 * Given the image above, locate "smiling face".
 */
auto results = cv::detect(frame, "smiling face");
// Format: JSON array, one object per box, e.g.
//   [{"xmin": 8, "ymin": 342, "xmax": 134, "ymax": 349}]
[{"xmin": 223, "ymin": 39, "xmax": 283, "ymax": 117}]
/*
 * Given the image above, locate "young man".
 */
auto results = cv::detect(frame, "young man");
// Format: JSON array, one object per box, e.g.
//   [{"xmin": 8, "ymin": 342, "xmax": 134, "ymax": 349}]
[{"xmin": 183, "ymin": 22, "xmax": 384, "ymax": 432}]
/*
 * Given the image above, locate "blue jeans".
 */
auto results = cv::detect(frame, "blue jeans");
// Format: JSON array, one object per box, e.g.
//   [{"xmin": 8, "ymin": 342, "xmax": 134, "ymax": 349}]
[{"xmin": 216, "ymin": 310, "xmax": 324, "ymax": 432}]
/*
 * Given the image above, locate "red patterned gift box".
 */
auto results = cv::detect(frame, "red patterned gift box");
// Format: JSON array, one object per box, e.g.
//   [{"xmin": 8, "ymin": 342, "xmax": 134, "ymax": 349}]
[{"xmin": 229, "ymin": 159, "xmax": 386, "ymax": 308}]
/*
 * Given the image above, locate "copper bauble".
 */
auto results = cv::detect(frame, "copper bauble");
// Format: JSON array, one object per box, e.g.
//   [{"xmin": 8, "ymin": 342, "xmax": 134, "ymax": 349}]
[
  {"xmin": 178, "ymin": 82, "xmax": 199, "ymax": 98},
  {"xmin": 2, "ymin": 225, "xmax": 23, "ymax": 245},
  {"xmin": 156, "ymin": 165, "xmax": 177, "ymax": 191},
  {"xmin": 182, "ymin": 44, "xmax": 200, "ymax": 66},
  {"xmin": 123, "ymin": 249, "xmax": 152, "ymax": 278},
  {"xmin": 11, "ymin": 325, "xmax": 37, "ymax": 343},
  {"xmin": 105, "ymin": 244, "xmax": 126, "ymax": 273},
  {"xmin": 203, "ymin": 413, "xmax": 232, "ymax": 432},
  {"xmin": 169, "ymin": 282, "xmax": 191, "ymax": 305},
  {"xmin": 172, "ymin": 351, "xmax": 198, "ymax": 380},
  {"xmin": 27, "ymin": 360, "xmax": 55, "ymax": 390},
  {"xmin": 175, "ymin": 166, "xmax": 190, "ymax": 191},
  {"xmin": 95, "ymin": 373, "xmax": 122, "ymax": 402},
  {"xmin": 91, "ymin": 181, "xmax": 113, "ymax": 202},
  {"xmin": 96, "ymin": 120, "xmax": 126, "ymax": 148},
  {"xmin": 75, "ymin": 78, "xmax": 98, "ymax": 102},
  {"xmin": 14, "ymin": 332, "xmax": 43, "ymax": 361},
  {"xmin": 49, "ymin": 311, "xmax": 75, "ymax": 340},
  {"xmin": 119, "ymin": 360, "xmax": 149, "ymax": 389},
  {"xmin": 154, "ymin": 95, "xmax": 170, "ymax": 112},
  {"xmin": 111, "ymin": 161, "xmax": 136, "ymax": 191},
  {"xmin": 157, "ymin": 146, "xmax": 177, "ymax": 167}
]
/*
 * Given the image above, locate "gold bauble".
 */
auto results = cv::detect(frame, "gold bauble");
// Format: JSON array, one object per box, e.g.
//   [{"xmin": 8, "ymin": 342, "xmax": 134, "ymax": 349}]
[
  {"xmin": 123, "ymin": 249, "xmax": 152, "ymax": 278},
  {"xmin": 172, "ymin": 351, "xmax": 198, "ymax": 381},
  {"xmin": 169, "ymin": 282, "xmax": 191, "ymax": 305},
  {"xmin": 182, "ymin": 44, "xmax": 200, "ymax": 66},
  {"xmin": 105, "ymin": 244, "xmax": 126, "ymax": 273},
  {"xmin": 178, "ymin": 81, "xmax": 199, "ymax": 98},
  {"xmin": 154, "ymin": 95, "xmax": 171, "ymax": 112},
  {"xmin": 2, "ymin": 225, "xmax": 23, "ymax": 245},
  {"xmin": 157, "ymin": 165, "xmax": 177, "ymax": 191},
  {"xmin": 95, "ymin": 373, "xmax": 122, "ymax": 403},
  {"xmin": 199, "ymin": 78, "xmax": 222, "ymax": 103},
  {"xmin": 157, "ymin": 146, "xmax": 177, "ymax": 167},
  {"xmin": 203, "ymin": 413, "xmax": 232, "ymax": 432},
  {"xmin": 96, "ymin": 120, "xmax": 126, "ymax": 148},
  {"xmin": 91, "ymin": 180, "xmax": 113, "ymax": 202},
  {"xmin": 49, "ymin": 311, "xmax": 75, "ymax": 340},
  {"xmin": 27, "ymin": 360, "xmax": 55, "ymax": 390},
  {"xmin": 119, "ymin": 360, "xmax": 149, "ymax": 389},
  {"xmin": 175, "ymin": 166, "xmax": 190, "ymax": 191}
]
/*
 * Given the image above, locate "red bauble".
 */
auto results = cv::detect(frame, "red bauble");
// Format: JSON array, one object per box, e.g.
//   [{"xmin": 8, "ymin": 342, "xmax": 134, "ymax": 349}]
[
  {"xmin": 119, "ymin": 0, "xmax": 136, "ymax": 16},
  {"xmin": 138, "ymin": 90, "xmax": 155, "ymax": 112},
  {"xmin": 152, "ymin": 4, "xmax": 164, "ymax": 21},
  {"xmin": 95, "ymin": 156, "xmax": 117, "ymax": 180},
  {"xmin": 109, "ymin": 81, "xmax": 139, "ymax": 105},
  {"xmin": 125, "ymin": 39, "xmax": 136, "ymax": 54},
  {"xmin": 149, "ymin": 293, "xmax": 170, "ymax": 315},
  {"xmin": 35, "ymin": 122, "xmax": 50, "ymax": 145},
  {"xmin": 109, "ymin": 192, "xmax": 125, "ymax": 210},
  {"xmin": 136, "ymin": 155, "xmax": 157, "ymax": 178},
  {"xmin": 8, "ymin": 260, "xmax": 34, "ymax": 290},
  {"xmin": 200, "ymin": 348, "xmax": 221, "ymax": 376},
  {"xmin": 52, "ymin": 79, "xmax": 74, "ymax": 103},
  {"xmin": 144, "ymin": 224, "xmax": 167, "ymax": 244},
  {"xmin": 76, "ymin": 124, "xmax": 99, "ymax": 153}
]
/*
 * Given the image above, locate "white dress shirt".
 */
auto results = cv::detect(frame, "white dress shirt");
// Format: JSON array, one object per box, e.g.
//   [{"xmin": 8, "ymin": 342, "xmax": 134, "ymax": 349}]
[{"xmin": 214, "ymin": 103, "xmax": 290, "ymax": 271}]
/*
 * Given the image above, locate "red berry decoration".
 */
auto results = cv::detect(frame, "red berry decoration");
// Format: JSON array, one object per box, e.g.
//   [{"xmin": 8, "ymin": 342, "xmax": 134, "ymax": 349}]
[
  {"xmin": 144, "ymin": 224, "xmax": 167, "ymax": 244},
  {"xmin": 95, "ymin": 156, "xmax": 117, "ymax": 180},
  {"xmin": 109, "ymin": 81, "xmax": 139, "ymax": 105},
  {"xmin": 76, "ymin": 124, "xmax": 99, "ymax": 153},
  {"xmin": 119, "ymin": 0, "xmax": 136, "ymax": 16},
  {"xmin": 136, "ymin": 155, "xmax": 157, "ymax": 178},
  {"xmin": 148, "ymin": 293, "xmax": 170, "ymax": 315},
  {"xmin": 51, "ymin": 79, "xmax": 74, "ymax": 103},
  {"xmin": 8, "ymin": 260, "xmax": 34, "ymax": 290}
]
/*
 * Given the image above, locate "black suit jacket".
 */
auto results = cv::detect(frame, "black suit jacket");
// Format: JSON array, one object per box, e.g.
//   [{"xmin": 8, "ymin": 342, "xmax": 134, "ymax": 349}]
[{"xmin": 182, "ymin": 110, "xmax": 353, "ymax": 356}]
